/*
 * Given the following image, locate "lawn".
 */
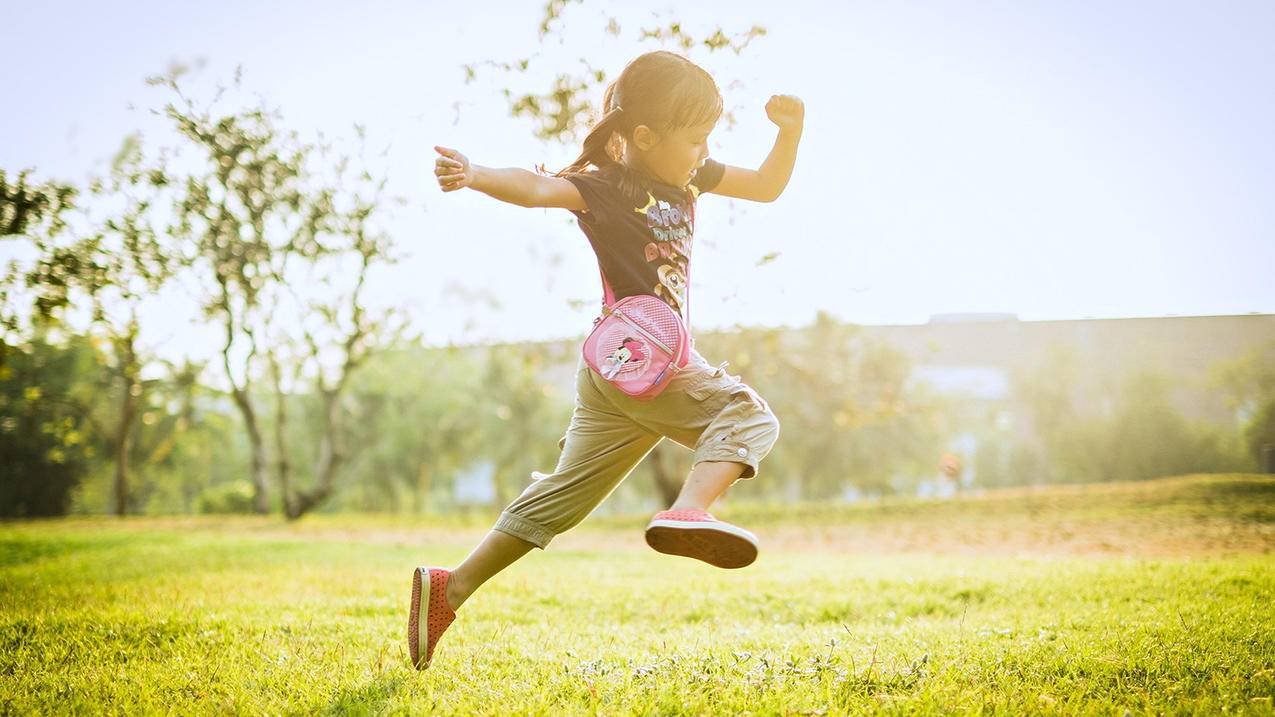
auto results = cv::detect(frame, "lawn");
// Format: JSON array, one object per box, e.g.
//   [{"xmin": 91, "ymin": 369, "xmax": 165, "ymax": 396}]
[{"xmin": 2, "ymin": 474, "xmax": 1273, "ymax": 715}]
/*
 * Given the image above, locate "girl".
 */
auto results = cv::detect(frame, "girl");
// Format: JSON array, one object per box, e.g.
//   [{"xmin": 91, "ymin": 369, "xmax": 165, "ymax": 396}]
[{"xmin": 412, "ymin": 50, "xmax": 803, "ymax": 670}]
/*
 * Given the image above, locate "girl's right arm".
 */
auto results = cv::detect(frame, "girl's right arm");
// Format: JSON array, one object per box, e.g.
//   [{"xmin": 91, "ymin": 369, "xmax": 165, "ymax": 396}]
[{"xmin": 434, "ymin": 145, "xmax": 585, "ymax": 210}]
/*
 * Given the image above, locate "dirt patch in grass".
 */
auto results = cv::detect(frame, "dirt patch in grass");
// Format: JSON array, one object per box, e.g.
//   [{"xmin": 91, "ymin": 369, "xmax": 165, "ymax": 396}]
[{"xmin": 174, "ymin": 511, "xmax": 1270, "ymax": 558}]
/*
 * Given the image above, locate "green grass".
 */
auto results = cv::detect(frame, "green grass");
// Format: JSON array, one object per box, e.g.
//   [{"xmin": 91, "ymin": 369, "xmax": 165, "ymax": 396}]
[{"xmin": 3, "ymin": 474, "xmax": 1274, "ymax": 715}]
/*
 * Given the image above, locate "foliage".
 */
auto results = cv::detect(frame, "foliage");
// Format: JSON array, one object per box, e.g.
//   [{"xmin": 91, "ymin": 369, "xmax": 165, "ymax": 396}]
[
  {"xmin": 1210, "ymin": 339, "xmax": 1275, "ymax": 465},
  {"xmin": 330, "ymin": 345, "xmax": 490, "ymax": 512},
  {"xmin": 0, "ymin": 169, "xmax": 76, "ymax": 239},
  {"xmin": 1007, "ymin": 344, "xmax": 1252, "ymax": 485},
  {"xmin": 24, "ymin": 133, "xmax": 187, "ymax": 516},
  {"xmin": 152, "ymin": 67, "xmax": 320, "ymax": 514},
  {"xmin": 67, "ymin": 358, "xmax": 241, "ymax": 516},
  {"xmin": 0, "ymin": 170, "xmax": 78, "ymax": 343},
  {"xmin": 196, "ymin": 479, "xmax": 256, "ymax": 514},
  {"xmin": 1244, "ymin": 399, "xmax": 1275, "ymax": 469},
  {"xmin": 697, "ymin": 312, "xmax": 952, "ymax": 499},
  {"xmin": 149, "ymin": 66, "xmax": 413, "ymax": 518},
  {"xmin": 323, "ymin": 341, "xmax": 574, "ymax": 513},
  {"xmin": 0, "ymin": 325, "xmax": 103, "ymax": 517},
  {"xmin": 475, "ymin": 341, "xmax": 577, "ymax": 507},
  {"xmin": 462, "ymin": 4, "xmax": 767, "ymax": 144}
]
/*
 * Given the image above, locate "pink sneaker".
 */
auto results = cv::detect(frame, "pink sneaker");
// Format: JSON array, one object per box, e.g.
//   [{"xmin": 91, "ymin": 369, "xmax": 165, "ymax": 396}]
[
  {"xmin": 408, "ymin": 566, "xmax": 456, "ymax": 670},
  {"xmin": 644, "ymin": 508, "xmax": 759, "ymax": 569}
]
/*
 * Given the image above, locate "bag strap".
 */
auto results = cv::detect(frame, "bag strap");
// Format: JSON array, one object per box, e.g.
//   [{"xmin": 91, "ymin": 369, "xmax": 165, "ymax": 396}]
[
  {"xmin": 683, "ymin": 185, "xmax": 694, "ymax": 334},
  {"xmin": 597, "ymin": 262, "xmax": 616, "ymax": 310}
]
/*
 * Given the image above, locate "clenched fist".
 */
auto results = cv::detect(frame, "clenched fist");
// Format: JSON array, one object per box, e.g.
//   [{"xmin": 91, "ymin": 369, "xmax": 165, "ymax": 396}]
[{"xmin": 765, "ymin": 95, "xmax": 804, "ymax": 135}]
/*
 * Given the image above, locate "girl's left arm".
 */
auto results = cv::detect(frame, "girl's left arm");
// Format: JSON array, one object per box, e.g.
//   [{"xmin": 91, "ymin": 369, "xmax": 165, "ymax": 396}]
[{"xmin": 710, "ymin": 95, "xmax": 804, "ymax": 203}]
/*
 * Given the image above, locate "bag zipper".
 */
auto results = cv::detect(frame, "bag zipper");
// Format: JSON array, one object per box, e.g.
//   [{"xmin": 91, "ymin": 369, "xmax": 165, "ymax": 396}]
[{"xmin": 609, "ymin": 306, "xmax": 676, "ymax": 356}]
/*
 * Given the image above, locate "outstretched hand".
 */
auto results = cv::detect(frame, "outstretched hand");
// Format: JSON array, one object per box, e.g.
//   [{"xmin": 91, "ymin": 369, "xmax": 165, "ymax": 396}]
[
  {"xmin": 434, "ymin": 146, "xmax": 474, "ymax": 192},
  {"xmin": 765, "ymin": 95, "xmax": 804, "ymax": 135}
]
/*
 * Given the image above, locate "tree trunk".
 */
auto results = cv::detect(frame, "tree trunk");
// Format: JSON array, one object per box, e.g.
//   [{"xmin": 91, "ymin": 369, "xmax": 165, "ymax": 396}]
[
  {"xmin": 267, "ymin": 350, "xmax": 295, "ymax": 517},
  {"xmin": 228, "ymin": 384, "xmax": 271, "ymax": 514},
  {"xmin": 648, "ymin": 441, "xmax": 681, "ymax": 509},
  {"xmin": 284, "ymin": 388, "xmax": 343, "ymax": 520},
  {"xmin": 112, "ymin": 319, "xmax": 140, "ymax": 517},
  {"xmin": 113, "ymin": 374, "xmax": 137, "ymax": 516},
  {"xmin": 220, "ymin": 298, "xmax": 270, "ymax": 515}
]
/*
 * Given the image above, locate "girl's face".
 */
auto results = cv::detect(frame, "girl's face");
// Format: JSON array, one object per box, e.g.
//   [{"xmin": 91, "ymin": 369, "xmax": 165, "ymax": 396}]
[{"xmin": 627, "ymin": 117, "xmax": 718, "ymax": 188}]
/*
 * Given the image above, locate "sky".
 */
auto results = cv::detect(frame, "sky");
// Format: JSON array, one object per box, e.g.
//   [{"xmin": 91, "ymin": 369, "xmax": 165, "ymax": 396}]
[{"xmin": 3, "ymin": 0, "xmax": 1273, "ymax": 367}]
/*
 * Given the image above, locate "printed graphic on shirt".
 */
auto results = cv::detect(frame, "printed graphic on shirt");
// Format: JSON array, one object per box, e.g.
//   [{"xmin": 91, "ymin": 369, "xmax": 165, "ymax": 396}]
[
  {"xmin": 563, "ymin": 158, "xmax": 723, "ymax": 328},
  {"xmin": 635, "ymin": 191, "xmax": 695, "ymax": 322}
]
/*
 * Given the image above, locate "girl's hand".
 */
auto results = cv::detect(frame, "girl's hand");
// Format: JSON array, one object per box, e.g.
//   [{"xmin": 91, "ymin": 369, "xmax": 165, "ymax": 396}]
[
  {"xmin": 765, "ymin": 95, "xmax": 804, "ymax": 135},
  {"xmin": 434, "ymin": 145, "xmax": 474, "ymax": 192}
]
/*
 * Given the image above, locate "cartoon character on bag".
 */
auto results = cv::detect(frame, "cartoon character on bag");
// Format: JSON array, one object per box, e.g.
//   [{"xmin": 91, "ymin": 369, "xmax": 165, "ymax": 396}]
[{"xmin": 602, "ymin": 337, "xmax": 649, "ymax": 379}]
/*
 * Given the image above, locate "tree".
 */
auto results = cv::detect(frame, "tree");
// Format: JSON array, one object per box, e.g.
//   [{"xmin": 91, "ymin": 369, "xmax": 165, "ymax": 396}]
[
  {"xmin": 160, "ymin": 66, "xmax": 416, "ymax": 518},
  {"xmin": 695, "ymin": 312, "xmax": 950, "ymax": 499},
  {"xmin": 1015, "ymin": 344, "xmax": 1252, "ymax": 483},
  {"xmin": 478, "ymin": 342, "xmax": 572, "ymax": 508},
  {"xmin": 1210, "ymin": 339, "xmax": 1275, "ymax": 469},
  {"xmin": 1010, "ymin": 342, "xmax": 1084, "ymax": 484},
  {"xmin": 463, "ymin": 5, "xmax": 766, "ymax": 143},
  {"xmin": 1, "ymin": 169, "xmax": 77, "ymax": 346},
  {"xmin": 1, "ymin": 169, "xmax": 99, "ymax": 517},
  {"xmin": 336, "ymin": 344, "xmax": 488, "ymax": 513},
  {"xmin": 159, "ymin": 69, "xmax": 320, "ymax": 514},
  {"xmin": 265, "ymin": 144, "xmax": 414, "ymax": 519},
  {"xmin": 23, "ymin": 135, "xmax": 182, "ymax": 515},
  {"xmin": 0, "ymin": 170, "xmax": 76, "ymax": 240},
  {"xmin": 0, "ymin": 322, "xmax": 102, "ymax": 517}
]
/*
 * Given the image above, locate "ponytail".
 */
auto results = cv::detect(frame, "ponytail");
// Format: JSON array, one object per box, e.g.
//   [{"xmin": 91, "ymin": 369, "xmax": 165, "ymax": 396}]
[{"xmin": 552, "ymin": 83, "xmax": 627, "ymax": 178}]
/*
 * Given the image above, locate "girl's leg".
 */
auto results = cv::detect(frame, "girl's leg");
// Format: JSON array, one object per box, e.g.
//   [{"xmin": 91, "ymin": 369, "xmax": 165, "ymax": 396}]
[
  {"xmin": 446, "ymin": 529, "xmax": 534, "ymax": 611},
  {"xmin": 668, "ymin": 460, "xmax": 746, "ymax": 512},
  {"xmin": 445, "ymin": 359, "xmax": 662, "ymax": 610},
  {"xmin": 450, "ymin": 451, "xmax": 750, "ymax": 605}
]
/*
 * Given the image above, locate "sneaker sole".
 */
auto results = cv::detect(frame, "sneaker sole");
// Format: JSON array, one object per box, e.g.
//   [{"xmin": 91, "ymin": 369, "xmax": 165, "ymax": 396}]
[
  {"xmin": 644, "ymin": 519, "xmax": 759, "ymax": 569},
  {"xmin": 408, "ymin": 567, "xmax": 431, "ymax": 669}
]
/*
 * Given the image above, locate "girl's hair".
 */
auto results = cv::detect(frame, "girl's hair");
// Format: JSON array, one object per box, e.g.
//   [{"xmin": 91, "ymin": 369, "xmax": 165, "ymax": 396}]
[{"xmin": 552, "ymin": 51, "xmax": 723, "ymax": 186}]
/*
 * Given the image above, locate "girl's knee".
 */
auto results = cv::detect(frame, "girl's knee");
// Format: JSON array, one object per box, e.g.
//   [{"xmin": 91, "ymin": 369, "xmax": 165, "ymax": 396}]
[
  {"xmin": 742, "ymin": 389, "xmax": 781, "ymax": 449},
  {"xmin": 758, "ymin": 411, "xmax": 780, "ymax": 450}
]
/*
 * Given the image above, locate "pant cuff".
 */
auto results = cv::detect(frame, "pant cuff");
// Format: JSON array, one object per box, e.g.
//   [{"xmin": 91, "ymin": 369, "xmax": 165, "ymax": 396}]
[
  {"xmin": 493, "ymin": 511, "xmax": 555, "ymax": 549},
  {"xmin": 693, "ymin": 452, "xmax": 759, "ymax": 481}
]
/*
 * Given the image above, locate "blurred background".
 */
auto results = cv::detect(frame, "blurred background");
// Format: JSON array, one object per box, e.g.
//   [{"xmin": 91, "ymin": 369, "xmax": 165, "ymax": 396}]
[{"xmin": 3, "ymin": 0, "xmax": 1273, "ymax": 519}]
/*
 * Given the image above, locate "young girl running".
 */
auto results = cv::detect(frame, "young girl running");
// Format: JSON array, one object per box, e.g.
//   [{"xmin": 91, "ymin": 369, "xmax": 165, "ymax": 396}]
[{"xmin": 412, "ymin": 50, "xmax": 803, "ymax": 670}]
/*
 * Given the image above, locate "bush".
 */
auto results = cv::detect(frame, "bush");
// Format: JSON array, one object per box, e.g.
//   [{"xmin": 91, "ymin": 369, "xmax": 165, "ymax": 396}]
[{"xmin": 196, "ymin": 480, "xmax": 255, "ymax": 514}]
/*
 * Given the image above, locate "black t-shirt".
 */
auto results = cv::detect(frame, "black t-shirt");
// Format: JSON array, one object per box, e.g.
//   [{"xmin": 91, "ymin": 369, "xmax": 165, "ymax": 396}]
[{"xmin": 564, "ymin": 158, "xmax": 725, "ymax": 329}]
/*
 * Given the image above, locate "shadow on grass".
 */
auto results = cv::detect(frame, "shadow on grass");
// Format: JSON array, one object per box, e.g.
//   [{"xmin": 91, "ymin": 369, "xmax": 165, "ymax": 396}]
[
  {"xmin": 319, "ymin": 674, "xmax": 408, "ymax": 716},
  {"xmin": 0, "ymin": 534, "xmax": 138, "ymax": 568}
]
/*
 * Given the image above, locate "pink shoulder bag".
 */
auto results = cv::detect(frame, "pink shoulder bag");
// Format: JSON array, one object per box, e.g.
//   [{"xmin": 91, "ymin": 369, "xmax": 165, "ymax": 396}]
[{"xmin": 582, "ymin": 265, "xmax": 691, "ymax": 400}]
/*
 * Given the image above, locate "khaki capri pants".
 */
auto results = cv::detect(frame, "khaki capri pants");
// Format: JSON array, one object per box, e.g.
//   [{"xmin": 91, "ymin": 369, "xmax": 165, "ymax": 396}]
[{"xmin": 492, "ymin": 346, "xmax": 781, "ymax": 549}]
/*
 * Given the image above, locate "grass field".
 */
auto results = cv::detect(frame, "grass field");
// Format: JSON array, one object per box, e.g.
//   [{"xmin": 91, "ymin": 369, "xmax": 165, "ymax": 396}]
[{"xmin": 2, "ymin": 474, "xmax": 1273, "ymax": 715}]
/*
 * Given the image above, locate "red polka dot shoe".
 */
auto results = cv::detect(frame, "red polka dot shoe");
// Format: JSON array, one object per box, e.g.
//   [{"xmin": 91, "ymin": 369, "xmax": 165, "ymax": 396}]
[
  {"xmin": 644, "ymin": 508, "xmax": 759, "ymax": 569},
  {"xmin": 408, "ymin": 566, "xmax": 457, "ymax": 670}
]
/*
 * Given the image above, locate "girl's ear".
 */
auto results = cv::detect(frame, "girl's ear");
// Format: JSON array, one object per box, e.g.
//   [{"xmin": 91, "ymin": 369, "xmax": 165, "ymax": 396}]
[{"xmin": 632, "ymin": 124, "xmax": 660, "ymax": 151}]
